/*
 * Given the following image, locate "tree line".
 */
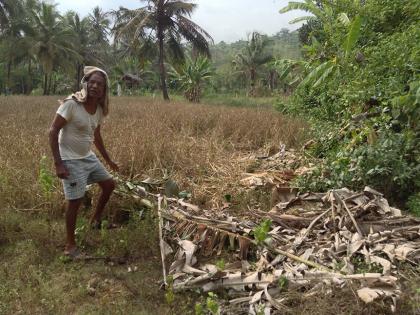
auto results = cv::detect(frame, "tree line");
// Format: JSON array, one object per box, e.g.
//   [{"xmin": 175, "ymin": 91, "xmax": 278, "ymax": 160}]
[{"xmin": 0, "ymin": 0, "xmax": 301, "ymax": 101}]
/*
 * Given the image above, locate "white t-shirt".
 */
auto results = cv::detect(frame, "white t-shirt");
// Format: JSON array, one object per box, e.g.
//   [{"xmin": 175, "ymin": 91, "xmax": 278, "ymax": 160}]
[{"xmin": 57, "ymin": 99, "xmax": 104, "ymax": 160}]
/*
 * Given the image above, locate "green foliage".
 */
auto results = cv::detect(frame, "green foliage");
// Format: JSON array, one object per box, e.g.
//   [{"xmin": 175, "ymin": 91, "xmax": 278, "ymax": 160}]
[
  {"xmin": 165, "ymin": 275, "xmax": 175, "ymax": 306},
  {"xmin": 407, "ymin": 193, "xmax": 420, "ymax": 217},
  {"xmin": 232, "ymin": 32, "xmax": 273, "ymax": 96},
  {"xmin": 169, "ymin": 55, "xmax": 213, "ymax": 102},
  {"xmin": 253, "ymin": 219, "xmax": 272, "ymax": 245},
  {"xmin": 194, "ymin": 292, "xmax": 220, "ymax": 315},
  {"xmin": 38, "ymin": 155, "xmax": 54, "ymax": 197},
  {"xmin": 280, "ymin": 0, "xmax": 420, "ymax": 209},
  {"xmin": 205, "ymin": 292, "xmax": 220, "ymax": 315},
  {"xmin": 278, "ymin": 276, "xmax": 289, "ymax": 291},
  {"xmin": 351, "ymin": 255, "xmax": 383, "ymax": 274},
  {"xmin": 215, "ymin": 258, "xmax": 225, "ymax": 271},
  {"xmin": 195, "ymin": 303, "xmax": 204, "ymax": 315},
  {"xmin": 113, "ymin": 0, "xmax": 212, "ymax": 100}
]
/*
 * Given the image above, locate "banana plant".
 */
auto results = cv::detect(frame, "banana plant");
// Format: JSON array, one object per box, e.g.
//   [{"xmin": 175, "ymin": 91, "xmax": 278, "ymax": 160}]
[
  {"xmin": 275, "ymin": 14, "xmax": 363, "ymax": 89},
  {"xmin": 169, "ymin": 55, "xmax": 213, "ymax": 103}
]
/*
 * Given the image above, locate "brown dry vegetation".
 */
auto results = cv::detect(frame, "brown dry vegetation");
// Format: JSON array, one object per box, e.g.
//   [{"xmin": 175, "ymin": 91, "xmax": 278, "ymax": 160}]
[
  {"xmin": 0, "ymin": 95, "xmax": 304, "ymax": 210},
  {"xmin": 1, "ymin": 96, "xmax": 418, "ymax": 315},
  {"xmin": 0, "ymin": 95, "xmax": 306, "ymax": 314}
]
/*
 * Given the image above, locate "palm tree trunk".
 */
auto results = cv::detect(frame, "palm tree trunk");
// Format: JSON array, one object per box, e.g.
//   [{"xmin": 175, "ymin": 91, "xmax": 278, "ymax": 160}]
[
  {"xmin": 6, "ymin": 61, "xmax": 11, "ymax": 93},
  {"xmin": 75, "ymin": 62, "xmax": 82, "ymax": 91},
  {"xmin": 250, "ymin": 68, "xmax": 256, "ymax": 97},
  {"xmin": 27, "ymin": 59, "xmax": 33, "ymax": 95},
  {"xmin": 48, "ymin": 74, "xmax": 52, "ymax": 95},
  {"xmin": 157, "ymin": 25, "xmax": 170, "ymax": 101},
  {"xmin": 43, "ymin": 73, "xmax": 48, "ymax": 95}
]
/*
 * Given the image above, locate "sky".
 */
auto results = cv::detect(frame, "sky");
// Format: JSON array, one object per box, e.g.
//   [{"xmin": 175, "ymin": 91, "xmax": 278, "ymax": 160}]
[{"xmin": 54, "ymin": 0, "xmax": 305, "ymax": 43}]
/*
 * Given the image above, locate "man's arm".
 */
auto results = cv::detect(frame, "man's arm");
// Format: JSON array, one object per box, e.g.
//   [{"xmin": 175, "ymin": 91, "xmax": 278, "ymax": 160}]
[
  {"xmin": 49, "ymin": 114, "xmax": 69, "ymax": 178},
  {"xmin": 94, "ymin": 125, "xmax": 119, "ymax": 171}
]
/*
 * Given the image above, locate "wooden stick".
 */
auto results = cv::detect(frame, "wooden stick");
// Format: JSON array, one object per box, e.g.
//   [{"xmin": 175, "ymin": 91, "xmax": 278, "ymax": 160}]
[
  {"xmin": 334, "ymin": 191, "xmax": 364, "ymax": 238},
  {"xmin": 293, "ymin": 207, "xmax": 332, "ymax": 250},
  {"xmin": 157, "ymin": 195, "xmax": 168, "ymax": 286}
]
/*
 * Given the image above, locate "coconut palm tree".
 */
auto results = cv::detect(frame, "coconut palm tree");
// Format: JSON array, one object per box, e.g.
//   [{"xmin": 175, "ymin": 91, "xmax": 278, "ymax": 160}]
[
  {"xmin": 113, "ymin": 0, "xmax": 213, "ymax": 101},
  {"xmin": 0, "ymin": 0, "xmax": 29, "ymax": 92},
  {"xmin": 31, "ymin": 2, "xmax": 80, "ymax": 94},
  {"xmin": 89, "ymin": 6, "xmax": 110, "ymax": 45},
  {"xmin": 64, "ymin": 11, "xmax": 92, "ymax": 90},
  {"xmin": 233, "ymin": 32, "xmax": 272, "ymax": 96}
]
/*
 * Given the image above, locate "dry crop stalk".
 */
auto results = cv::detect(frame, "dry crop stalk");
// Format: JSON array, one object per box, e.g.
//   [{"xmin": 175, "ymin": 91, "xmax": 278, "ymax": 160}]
[{"xmin": 157, "ymin": 196, "xmax": 168, "ymax": 286}]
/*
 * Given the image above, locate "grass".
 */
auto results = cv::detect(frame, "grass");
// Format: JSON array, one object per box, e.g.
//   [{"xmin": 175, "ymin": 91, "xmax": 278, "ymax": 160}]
[{"xmin": 0, "ymin": 209, "xmax": 198, "ymax": 314}]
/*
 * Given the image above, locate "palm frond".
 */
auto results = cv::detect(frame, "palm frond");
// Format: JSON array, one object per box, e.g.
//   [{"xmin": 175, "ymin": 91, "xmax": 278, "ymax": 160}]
[
  {"xmin": 175, "ymin": 15, "xmax": 212, "ymax": 57},
  {"xmin": 166, "ymin": 31, "xmax": 184, "ymax": 62},
  {"xmin": 165, "ymin": 1, "xmax": 196, "ymax": 17}
]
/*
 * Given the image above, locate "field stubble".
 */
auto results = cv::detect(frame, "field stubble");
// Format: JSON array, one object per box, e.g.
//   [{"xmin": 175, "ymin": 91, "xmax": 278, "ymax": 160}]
[
  {"xmin": 0, "ymin": 95, "xmax": 305, "ymax": 210},
  {"xmin": 0, "ymin": 95, "xmax": 306, "ymax": 314}
]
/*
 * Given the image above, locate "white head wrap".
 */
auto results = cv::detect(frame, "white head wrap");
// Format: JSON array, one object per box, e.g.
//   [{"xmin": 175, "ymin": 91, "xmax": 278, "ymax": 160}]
[{"xmin": 61, "ymin": 66, "xmax": 110, "ymax": 116}]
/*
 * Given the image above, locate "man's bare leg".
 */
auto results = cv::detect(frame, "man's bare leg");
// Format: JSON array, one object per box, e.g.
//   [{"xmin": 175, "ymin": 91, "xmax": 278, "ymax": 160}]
[
  {"xmin": 65, "ymin": 198, "xmax": 83, "ymax": 252},
  {"xmin": 89, "ymin": 178, "xmax": 115, "ymax": 225}
]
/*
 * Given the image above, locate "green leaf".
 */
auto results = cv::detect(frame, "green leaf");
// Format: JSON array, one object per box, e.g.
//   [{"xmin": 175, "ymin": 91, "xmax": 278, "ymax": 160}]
[
  {"xmin": 224, "ymin": 194, "xmax": 232, "ymax": 202},
  {"xmin": 337, "ymin": 13, "xmax": 350, "ymax": 26},
  {"xmin": 344, "ymin": 15, "xmax": 362, "ymax": 59}
]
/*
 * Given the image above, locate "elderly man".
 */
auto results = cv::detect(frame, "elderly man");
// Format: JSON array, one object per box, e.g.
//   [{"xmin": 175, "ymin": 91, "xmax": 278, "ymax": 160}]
[{"xmin": 49, "ymin": 66, "xmax": 119, "ymax": 257}]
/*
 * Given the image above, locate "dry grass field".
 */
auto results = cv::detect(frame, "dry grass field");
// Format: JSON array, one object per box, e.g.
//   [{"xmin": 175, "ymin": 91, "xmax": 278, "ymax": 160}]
[
  {"xmin": 0, "ymin": 95, "xmax": 304, "ymax": 210},
  {"xmin": 0, "ymin": 96, "xmax": 417, "ymax": 315},
  {"xmin": 0, "ymin": 95, "xmax": 307, "ymax": 314}
]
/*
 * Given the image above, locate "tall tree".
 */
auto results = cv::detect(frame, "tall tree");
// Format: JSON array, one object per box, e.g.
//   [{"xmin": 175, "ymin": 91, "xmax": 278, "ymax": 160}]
[
  {"xmin": 65, "ymin": 11, "xmax": 99, "ymax": 90},
  {"xmin": 113, "ymin": 0, "xmax": 213, "ymax": 101},
  {"xmin": 89, "ymin": 6, "xmax": 110, "ymax": 45},
  {"xmin": 31, "ymin": 2, "xmax": 80, "ymax": 94},
  {"xmin": 233, "ymin": 32, "xmax": 272, "ymax": 96},
  {"xmin": 0, "ymin": 0, "xmax": 28, "ymax": 92}
]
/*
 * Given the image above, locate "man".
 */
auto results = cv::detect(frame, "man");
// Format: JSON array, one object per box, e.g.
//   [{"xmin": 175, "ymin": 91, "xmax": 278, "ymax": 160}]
[{"xmin": 49, "ymin": 66, "xmax": 119, "ymax": 257}]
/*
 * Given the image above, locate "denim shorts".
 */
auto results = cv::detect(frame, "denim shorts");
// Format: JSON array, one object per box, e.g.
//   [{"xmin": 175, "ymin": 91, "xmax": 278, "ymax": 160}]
[{"xmin": 61, "ymin": 154, "xmax": 112, "ymax": 200}]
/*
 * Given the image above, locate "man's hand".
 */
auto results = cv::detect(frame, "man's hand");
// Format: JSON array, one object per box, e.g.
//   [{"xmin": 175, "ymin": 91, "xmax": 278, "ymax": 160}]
[
  {"xmin": 55, "ymin": 163, "xmax": 70, "ymax": 179},
  {"xmin": 107, "ymin": 160, "xmax": 119, "ymax": 172}
]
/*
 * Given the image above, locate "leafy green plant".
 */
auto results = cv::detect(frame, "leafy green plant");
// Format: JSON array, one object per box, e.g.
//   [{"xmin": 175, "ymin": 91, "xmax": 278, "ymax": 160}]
[
  {"xmin": 74, "ymin": 217, "xmax": 89, "ymax": 248},
  {"xmin": 165, "ymin": 275, "xmax": 175, "ymax": 306},
  {"xmin": 407, "ymin": 194, "xmax": 420, "ymax": 217},
  {"xmin": 195, "ymin": 302, "xmax": 204, "ymax": 315},
  {"xmin": 194, "ymin": 292, "xmax": 220, "ymax": 315},
  {"xmin": 39, "ymin": 155, "xmax": 55, "ymax": 198},
  {"xmin": 279, "ymin": 0, "xmax": 419, "ymax": 210},
  {"xmin": 215, "ymin": 258, "xmax": 225, "ymax": 271},
  {"xmin": 169, "ymin": 55, "xmax": 213, "ymax": 103},
  {"xmin": 253, "ymin": 219, "xmax": 272, "ymax": 245},
  {"xmin": 278, "ymin": 276, "xmax": 289, "ymax": 292},
  {"xmin": 205, "ymin": 292, "xmax": 220, "ymax": 315}
]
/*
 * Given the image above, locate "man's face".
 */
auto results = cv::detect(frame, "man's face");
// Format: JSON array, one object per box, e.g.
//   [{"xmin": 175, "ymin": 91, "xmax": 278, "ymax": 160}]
[{"xmin": 87, "ymin": 72, "xmax": 106, "ymax": 99}]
